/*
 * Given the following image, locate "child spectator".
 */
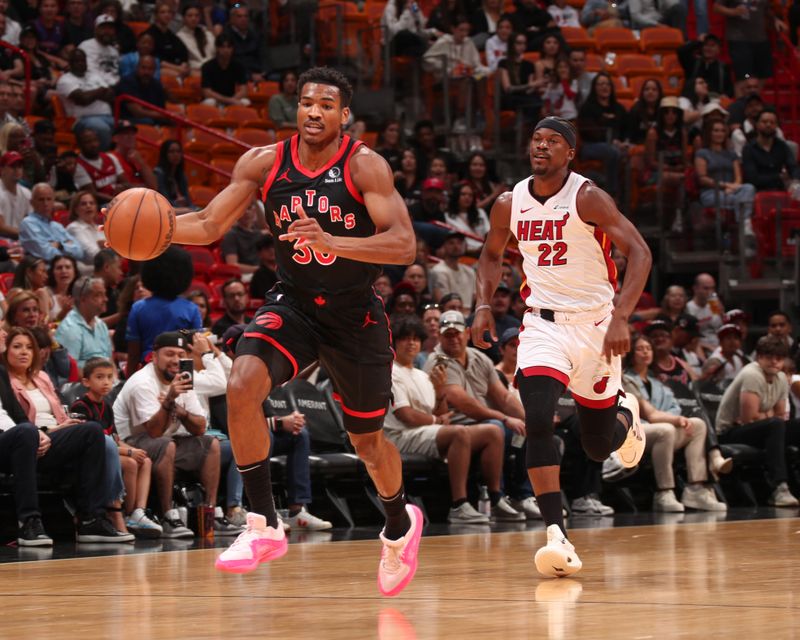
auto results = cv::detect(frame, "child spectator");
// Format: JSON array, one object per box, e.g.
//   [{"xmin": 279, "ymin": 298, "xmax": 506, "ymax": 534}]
[{"xmin": 71, "ymin": 357, "xmax": 162, "ymax": 537}]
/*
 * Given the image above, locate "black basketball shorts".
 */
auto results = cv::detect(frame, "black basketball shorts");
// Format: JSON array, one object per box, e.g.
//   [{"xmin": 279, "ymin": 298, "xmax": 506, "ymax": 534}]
[{"xmin": 236, "ymin": 285, "xmax": 394, "ymax": 434}]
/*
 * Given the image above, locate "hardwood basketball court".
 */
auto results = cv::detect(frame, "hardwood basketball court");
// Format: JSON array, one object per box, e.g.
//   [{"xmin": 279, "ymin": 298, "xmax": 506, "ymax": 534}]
[{"xmin": 2, "ymin": 516, "xmax": 798, "ymax": 639}]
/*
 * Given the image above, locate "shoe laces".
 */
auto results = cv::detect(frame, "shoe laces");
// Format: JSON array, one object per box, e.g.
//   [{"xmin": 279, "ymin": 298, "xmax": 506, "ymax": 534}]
[
  {"xmin": 380, "ymin": 537, "xmax": 404, "ymax": 574},
  {"xmin": 228, "ymin": 523, "xmax": 269, "ymax": 552}
]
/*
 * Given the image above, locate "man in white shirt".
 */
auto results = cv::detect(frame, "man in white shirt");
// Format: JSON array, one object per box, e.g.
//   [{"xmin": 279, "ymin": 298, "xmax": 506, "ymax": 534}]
[
  {"xmin": 78, "ymin": 15, "xmax": 120, "ymax": 90},
  {"xmin": 114, "ymin": 331, "xmax": 222, "ymax": 538},
  {"xmin": 0, "ymin": 0, "xmax": 21, "ymax": 45},
  {"xmin": 0, "ymin": 151, "xmax": 31, "ymax": 237},
  {"xmin": 430, "ymin": 232, "xmax": 477, "ymax": 309},
  {"xmin": 57, "ymin": 47, "xmax": 116, "ymax": 150},
  {"xmin": 686, "ymin": 272, "xmax": 724, "ymax": 350},
  {"xmin": 548, "ymin": 0, "xmax": 581, "ymax": 27}
]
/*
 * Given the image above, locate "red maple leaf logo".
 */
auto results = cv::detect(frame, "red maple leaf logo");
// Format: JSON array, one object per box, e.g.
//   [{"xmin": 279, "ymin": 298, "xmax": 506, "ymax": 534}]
[
  {"xmin": 314, "ymin": 295, "xmax": 327, "ymax": 307},
  {"xmin": 255, "ymin": 312, "xmax": 283, "ymax": 330},
  {"xmin": 593, "ymin": 376, "xmax": 610, "ymax": 394}
]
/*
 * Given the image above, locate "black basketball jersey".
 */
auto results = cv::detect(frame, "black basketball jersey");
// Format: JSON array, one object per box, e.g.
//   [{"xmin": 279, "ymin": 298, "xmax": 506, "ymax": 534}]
[{"xmin": 260, "ymin": 134, "xmax": 378, "ymax": 301}]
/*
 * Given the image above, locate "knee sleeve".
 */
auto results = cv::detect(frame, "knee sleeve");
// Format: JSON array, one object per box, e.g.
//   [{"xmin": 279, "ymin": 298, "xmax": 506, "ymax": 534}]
[
  {"xmin": 576, "ymin": 401, "xmax": 624, "ymax": 462},
  {"xmin": 516, "ymin": 374, "xmax": 566, "ymax": 468}
]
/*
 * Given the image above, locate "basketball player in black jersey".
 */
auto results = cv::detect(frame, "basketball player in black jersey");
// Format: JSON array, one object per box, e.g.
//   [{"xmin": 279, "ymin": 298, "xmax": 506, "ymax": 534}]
[{"xmin": 172, "ymin": 67, "xmax": 422, "ymax": 596}]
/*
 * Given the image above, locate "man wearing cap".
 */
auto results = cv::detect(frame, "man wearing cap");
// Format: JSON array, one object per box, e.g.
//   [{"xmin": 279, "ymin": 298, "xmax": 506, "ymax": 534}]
[
  {"xmin": 74, "ymin": 128, "xmax": 131, "ymax": 204},
  {"xmin": 108, "ymin": 120, "xmax": 158, "ymax": 190},
  {"xmin": 495, "ymin": 326, "xmax": 520, "ymax": 385},
  {"xmin": 114, "ymin": 330, "xmax": 222, "ymax": 537},
  {"xmin": 677, "ymin": 34, "xmax": 734, "ymax": 100},
  {"xmin": 407, "ymin": 177, "xmax": 451, "ymax": 250},
  {"xmin": 701, "ymin": 323, "xmax": 747, "ymax": 384},
  {"xmin": 430, "ymin": 232, "xmax": 476, "ymax": 309},
  {"xmin": 0, "ymin": 150, "xmax": 31, "ymax": 238},
  {"xmin": 473, "ymin": 116, "xmax": 652, "ymax": 577},
  {"xmin": 424, "ymin": 309, "xmax": 530, "ymax": 521},
  {"xmin": 56, "ymin": 48, "xmax": 116, "ymax": 150},
  {"xmin": 79, "ymin": 14, "xmax": 120, "ymax": 89},
  {"xmin": 467, "ymin": 280, "xmax": 520, "ymax": 364}
]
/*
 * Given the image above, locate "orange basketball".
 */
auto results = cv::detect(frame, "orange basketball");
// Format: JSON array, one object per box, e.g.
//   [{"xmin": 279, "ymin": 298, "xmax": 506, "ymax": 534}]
[{"xmin": 103, "ymin": 188, "xmax": 176, "ymax": 261}]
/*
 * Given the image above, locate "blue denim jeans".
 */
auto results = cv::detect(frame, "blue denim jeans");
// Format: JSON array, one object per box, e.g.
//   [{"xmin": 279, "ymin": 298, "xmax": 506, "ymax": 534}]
[
  {"xmin": 219, "ymin": 439, "xmax": 244, "ymax": 508},
  {"xmin": 682, "ymin": 0, "xmax": 708, "ymax": 38},
  {"xmin": 699, "ymin": 184, "xmax": 756, "ymax": 221},
  {"xmin": 270, "ymin": 428, "xmax": 312, "ymax": 506},
  {"xmin": 104, "ymin": 434, "xmax": 125, "ymax": 504},
  {"xmin": 485, "ymin": 419, "xmax": 534, "ymax": 500}
]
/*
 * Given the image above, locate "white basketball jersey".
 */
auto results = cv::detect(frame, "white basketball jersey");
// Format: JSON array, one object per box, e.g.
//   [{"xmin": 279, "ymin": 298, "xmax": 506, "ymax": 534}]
[{"xmin": 510, "ymin": 171, "xmax": 617, "ymax": 313}]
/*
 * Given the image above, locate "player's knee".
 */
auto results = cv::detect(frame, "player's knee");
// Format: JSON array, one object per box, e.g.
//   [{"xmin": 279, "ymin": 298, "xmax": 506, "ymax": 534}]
[
  {"xmin": 581, "ymin": 434, "xmax": 614, "ymax": 462},
  {"xmin": 228, "ymin": 357, "xmax": 272, "ymax": 406},
  {"xmin": 349, "ymin": 430, "xmax": 383, "ymax": 462}
]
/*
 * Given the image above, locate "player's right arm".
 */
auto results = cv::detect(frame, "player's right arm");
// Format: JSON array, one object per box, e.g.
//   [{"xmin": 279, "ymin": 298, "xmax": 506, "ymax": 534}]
[
  {"xmin": 471, "ymin": 191, "xmax": 512, "ymax": 348},
  {"xmin": 172, "ymin": 145, "xmax": 277, "ymax": 245}
]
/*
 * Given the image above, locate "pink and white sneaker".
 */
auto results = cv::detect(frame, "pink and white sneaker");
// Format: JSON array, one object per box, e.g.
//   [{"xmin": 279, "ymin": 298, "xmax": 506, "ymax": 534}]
[
  {"xmin": 377, "ymin": 504, "xmax": 423, "ymax": 597},
  {"xmin": 215, "ymin": 513, "xmax": 287, "ymax": 574}
]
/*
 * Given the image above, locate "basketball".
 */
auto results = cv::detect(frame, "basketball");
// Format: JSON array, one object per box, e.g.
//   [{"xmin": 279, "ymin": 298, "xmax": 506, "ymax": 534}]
[{"xmin": 103, "ymin": 187, "xmax": 176, "ymax": 261}]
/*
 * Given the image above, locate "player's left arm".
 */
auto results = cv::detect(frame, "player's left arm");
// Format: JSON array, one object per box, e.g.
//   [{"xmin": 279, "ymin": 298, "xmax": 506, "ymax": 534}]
[
  {"xmin": 278, "ymin": 148, "xmax": 416, "ymax": 265},
  {"xmin": 577, "ymin": 182, "xmax": 652, "ymax": 360}
]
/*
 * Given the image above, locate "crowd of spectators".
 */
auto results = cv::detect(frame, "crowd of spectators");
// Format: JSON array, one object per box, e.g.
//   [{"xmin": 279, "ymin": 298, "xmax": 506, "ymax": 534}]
[{"xmin": 0, "ymin": 0, "xmax": 799, "ymax": 546}]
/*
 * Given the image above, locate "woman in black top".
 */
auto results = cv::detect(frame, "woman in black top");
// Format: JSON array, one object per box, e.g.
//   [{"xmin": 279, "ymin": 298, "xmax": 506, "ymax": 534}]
[
  {"xmin": 643, "ymin": 96, "xmax": 688, "ymax": 189},
  {"xmin": 154, "ymin": 140, "xmax": 194, "ymax": 213},
  {"xmin": 577, "ymin": 71, "xmax": 629, "ymax": 197},
  {"xmin": 376, "ymin": 120, "xmax": 403, "ymax": 172},
  {"xmin": 498, "ymin": 32, "xmax": 543, "ymax": 121},
  {"xmin": 627, "ymin": 78, "xmax": 663, "ymax": 145}
]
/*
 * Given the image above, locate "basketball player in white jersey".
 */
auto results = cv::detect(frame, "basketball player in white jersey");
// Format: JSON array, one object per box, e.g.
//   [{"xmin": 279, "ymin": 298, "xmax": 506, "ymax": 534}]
[{"xmin": 472, "ymin": 117, "xmax": 652, "ymax": 577}]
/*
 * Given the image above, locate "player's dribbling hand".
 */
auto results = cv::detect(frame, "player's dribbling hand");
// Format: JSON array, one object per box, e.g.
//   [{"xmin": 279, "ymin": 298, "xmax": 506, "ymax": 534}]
[
  {"xmin": 601, "ymin": 315, "xmax": 630, "ymax": 362},
  {"xmin": 470, "ymin": 305, "xmax": 497, "ymax": 349},
  {"xmin": 278, "ymin": 204, "xmax": 335, "ymax": 253}
]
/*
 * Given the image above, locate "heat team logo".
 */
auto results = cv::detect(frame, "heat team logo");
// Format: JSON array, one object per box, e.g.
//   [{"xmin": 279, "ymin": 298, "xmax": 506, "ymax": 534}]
[
  {"xmin": 255, "ymin": 312, "xmax": 283, "ymax": 330},
  {"xmin": 592, "ymin": 375, "xmax": 610, "ymax": 394},
  {"xmin": 325, "ymin": 166, "xmax": 342, "ymax": 184}
]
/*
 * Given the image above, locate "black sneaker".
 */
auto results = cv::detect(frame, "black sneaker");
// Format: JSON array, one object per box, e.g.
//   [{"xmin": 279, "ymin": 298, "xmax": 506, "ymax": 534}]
[
  {"xmin": 76, "ymin": 516, "xmax": 135, "ymax": 543},
  {"xmin": 17, "ymin": 516, "xmax": 53, "ymax": 547}
]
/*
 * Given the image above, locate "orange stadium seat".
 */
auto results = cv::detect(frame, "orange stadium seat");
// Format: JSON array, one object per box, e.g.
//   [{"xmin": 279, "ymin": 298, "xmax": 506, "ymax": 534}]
[
  {"xmin": 236, "ymin": 128, "xmax": 274, "ymax": 147},
  {"xmin": 640, "ymin": 26, "xmax": 684, "ymax": 55},
  {"xmin": 210, "ymin": 158, "xmax": 236, "ymax": 188},
  {"xmin": 560, "ymin": 26, "xmax": 594, "ymax": 51},
  {"xmin": 186, "ymin": 104, "xmax": 222, "ymax": 125},
  {"xmin": 594, "ymin": 28, "xmax": 640, "ymax": 53},
  {"xmin": 610, "ymin": 54, "xmax": 663, "ymax": 77},
  {"xmin": 189, "ymin": 185, "xmax": 217, "ymax": 207}
]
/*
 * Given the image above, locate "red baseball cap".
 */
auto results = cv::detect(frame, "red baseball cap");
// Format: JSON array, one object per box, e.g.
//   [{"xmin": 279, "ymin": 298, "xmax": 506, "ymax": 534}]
[
  {"xmin": 422, "ymin": 177, "xmax": 446, "ymax": 191},
  {"xmin": 0, "ymin": 151, "xmax": 23, "ymax": 167}
]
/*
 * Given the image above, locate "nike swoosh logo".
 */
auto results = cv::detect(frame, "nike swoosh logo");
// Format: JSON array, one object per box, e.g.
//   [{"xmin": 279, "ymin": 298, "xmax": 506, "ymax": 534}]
[
  {"xmin": 594, "ymin": 316, "xmax": 608, "ymax": 326},
  {"xmin": 520, "ymin": 206, "xmax": 535, "ymax": 214}
]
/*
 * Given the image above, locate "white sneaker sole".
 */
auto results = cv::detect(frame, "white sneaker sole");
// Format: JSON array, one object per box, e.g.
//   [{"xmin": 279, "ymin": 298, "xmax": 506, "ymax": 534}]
[
  {"xmin": 617, "ymin": 394, "xmax": 645, "ymax": 468},
  {"xmin": 534, "ymin": 544, "xmax": 582, "ymax": 578}
]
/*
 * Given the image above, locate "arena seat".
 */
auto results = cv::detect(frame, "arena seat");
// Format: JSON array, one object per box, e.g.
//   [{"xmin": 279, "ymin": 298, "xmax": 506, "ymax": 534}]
[{"xmin": 594, "ymin": 28, "xmax": 640, "ymax": 53}]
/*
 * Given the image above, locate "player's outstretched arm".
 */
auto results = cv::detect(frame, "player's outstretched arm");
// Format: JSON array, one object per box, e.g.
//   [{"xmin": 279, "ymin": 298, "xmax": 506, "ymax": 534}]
[
  {"xmin": 577, "ymin": 183, "xmax": 652, "ymax": 359},
  {"xmin": 278, "ymin": 148, "xmax": 416, "ymax": 265},
  {"xmin": 172, "ymin": 146, "xmax": 277, "ymax": 246},
  {"xmin": 471, "ymin": 192, "xmax": 513, "ymax": 348}
]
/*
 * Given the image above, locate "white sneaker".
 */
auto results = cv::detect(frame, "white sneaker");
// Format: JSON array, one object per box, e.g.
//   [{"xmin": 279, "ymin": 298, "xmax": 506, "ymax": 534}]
[
  {"xmin": 490, "ymin": 495, "xmax": 526, "ymax": 522},
  {"xmin": 534, "ymin": 524, "xmax": 582, "ymax": 578},
  {"xmin": 448, "ymin": 501, "xmax": 490, "ymax": 524},
  {"xmin": 769, "ymin": 482, "xmax": 800, "ymax": 507},
  {"xmin": 653, "ymin": 489, "xmax": 685, "ymax": 512},
  {"xmin": 681, "ymin": 485, "xmax": 727, "ymax": 512},
  {"xmin": 616, "ymin": 392, "xmax": 645, "ymax": 468},
  {"xmin": 126, "ymin": 508, "xmax": 163, "ymax": 538},
  {"xmin": 511, "ymin": 496, "xmax": 543, "ymax": 520},
  {"xmin": 602, "ymin": 451, "xmax": 638, "ymax": 482},
  {"xmin": 570, "ymin": 495, "xmax": 614, "ymax": 516},
  {"xmin": 286, "ymin": 507, "xmax": 333, "ymax": 531},
  {"xmin": 161, "ymin": 508, "xmax": 193, "ymax": 538},
  {"xmin": 214, "ymin": 506, "xmax": 246, "ymax": 536}
]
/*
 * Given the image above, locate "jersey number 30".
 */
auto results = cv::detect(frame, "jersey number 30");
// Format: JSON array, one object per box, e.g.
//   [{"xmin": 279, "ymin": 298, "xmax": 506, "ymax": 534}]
[
  {"xmin": 292, "ymin": 244, "xmax": 337, "ymax": 266},
  {"xmin": 537, "ymin": 242, "xmax": 567, "ymax": 266}
]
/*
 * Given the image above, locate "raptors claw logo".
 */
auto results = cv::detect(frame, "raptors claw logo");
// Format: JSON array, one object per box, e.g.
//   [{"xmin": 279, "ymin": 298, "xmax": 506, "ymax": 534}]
[{"xmin": 255, "ymin": 312, "xmax": 283, "ymax": 330}]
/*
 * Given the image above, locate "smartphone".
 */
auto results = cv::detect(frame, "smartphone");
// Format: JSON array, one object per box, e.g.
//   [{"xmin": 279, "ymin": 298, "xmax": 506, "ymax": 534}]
[
  {"xmin": 432, "ymin": 354, "xmax": 454, "ymax": 368},
  {"xmin": 179, "ymin": 359, "xmax": 194, "ymax": 388}
]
